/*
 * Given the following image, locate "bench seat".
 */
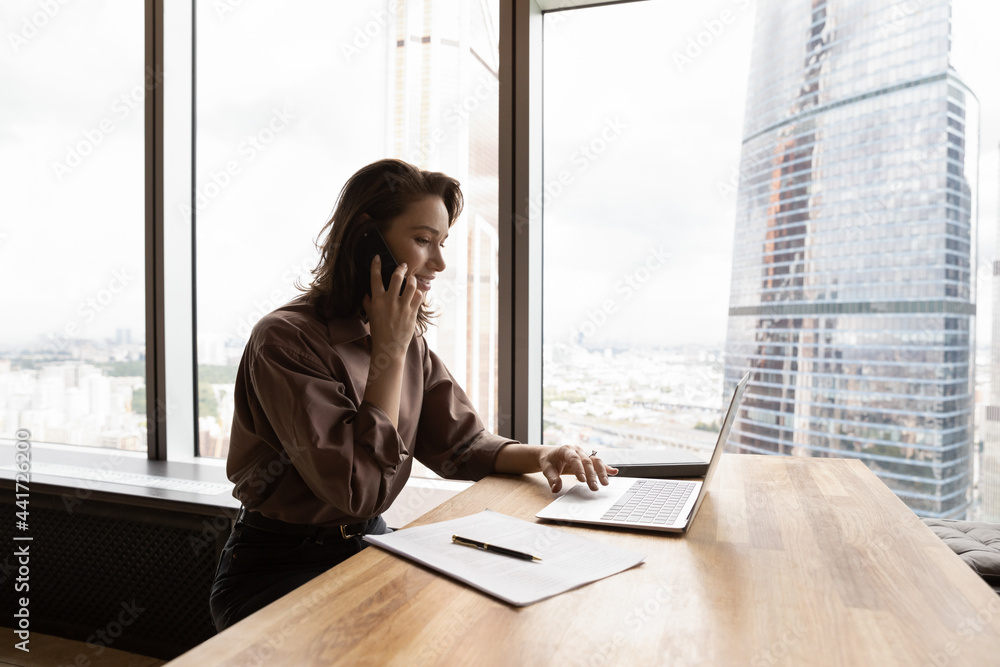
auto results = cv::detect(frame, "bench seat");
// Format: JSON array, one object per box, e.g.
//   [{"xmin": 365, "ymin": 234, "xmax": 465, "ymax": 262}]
[{"xmin": 922, "ymin": 518, "xmax": 1000, "ymax": 595}]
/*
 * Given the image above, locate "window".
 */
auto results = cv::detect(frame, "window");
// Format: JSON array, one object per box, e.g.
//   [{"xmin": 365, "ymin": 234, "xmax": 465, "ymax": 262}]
[
  {"xmin": 6, "ymin": 0, "xmax": 998, "ymax": 524},
  {"xmin": 541, "ymin": 1, "xmax": 752, "ymax": 460},
  {"xmin": 1, "ymin": 0, "xmax": 501, "ymax": 477},
  {"xmin": 539, "ymin": 0, "xmax": 1000, "ymax": 521},
  {"xmin": 0, "ymin": 0, "xmax": 146, "ymax": 452},
  {"xmin": 193, "ymin": 0, "xmax": 502, "ymax": 468}
]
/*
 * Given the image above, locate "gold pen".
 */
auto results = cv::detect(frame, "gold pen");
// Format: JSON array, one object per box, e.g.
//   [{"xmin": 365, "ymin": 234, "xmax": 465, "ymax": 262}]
[{"xmin": 452, "ymin": 535, "xmax": 542, "ymax": 562}]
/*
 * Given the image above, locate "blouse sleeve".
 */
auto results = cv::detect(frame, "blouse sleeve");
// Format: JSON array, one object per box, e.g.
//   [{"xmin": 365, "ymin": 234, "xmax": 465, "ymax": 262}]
[
  {"xmin": 248, "ymin": 342, "xmax": 408, "ymax": 518},
  {"xmin": 414, "ymin": 344, "xmax": 518, "ymax": 480}
]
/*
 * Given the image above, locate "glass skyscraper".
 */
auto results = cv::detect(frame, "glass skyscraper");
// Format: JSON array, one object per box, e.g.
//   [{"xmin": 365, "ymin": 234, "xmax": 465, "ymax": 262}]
[
  {"xmin": 983, "ymin": 153, "xmax": 1000, "ymax": 522},
  {"xmin": 724, "ymin": 0, "xmax": 978, "ymax": 518}
]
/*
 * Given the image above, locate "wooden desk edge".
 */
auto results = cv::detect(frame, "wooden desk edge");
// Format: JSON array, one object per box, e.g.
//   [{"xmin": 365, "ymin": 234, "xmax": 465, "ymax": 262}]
[{"xmin": 166, "ymin": 455, "xmax": 1000, "ymax": 666}]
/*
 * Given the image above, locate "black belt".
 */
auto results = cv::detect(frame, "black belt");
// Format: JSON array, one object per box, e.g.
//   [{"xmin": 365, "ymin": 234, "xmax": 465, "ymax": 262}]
[{"xmin": 237, "ymin": 507, "xmax": 371, "ymax": 541}]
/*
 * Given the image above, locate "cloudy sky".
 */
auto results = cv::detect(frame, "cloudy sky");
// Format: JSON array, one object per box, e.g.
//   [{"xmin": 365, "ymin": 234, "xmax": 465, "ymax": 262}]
[
  {"xmin": 543, "ymin": 0, "xmax": 1000, "ymax": 350},
  {"xmin": 1, "ymin": 0, "xmax": 998, "ymax": 355},
  {"xmin": 543, "ymin": 1, "xmax": 756, "ymax": 349}
]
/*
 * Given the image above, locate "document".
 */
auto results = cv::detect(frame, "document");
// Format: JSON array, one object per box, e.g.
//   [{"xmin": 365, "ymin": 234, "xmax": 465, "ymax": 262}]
[{"xmin": 364, "ymin": 509, "xmax": 645, "ymax": 606}]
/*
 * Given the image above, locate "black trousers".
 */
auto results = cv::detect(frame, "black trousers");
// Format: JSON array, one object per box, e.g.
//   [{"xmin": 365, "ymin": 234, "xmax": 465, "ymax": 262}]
[{"xmin": 209, "ymin": 514, "xmax": 391, "ymax": 632}]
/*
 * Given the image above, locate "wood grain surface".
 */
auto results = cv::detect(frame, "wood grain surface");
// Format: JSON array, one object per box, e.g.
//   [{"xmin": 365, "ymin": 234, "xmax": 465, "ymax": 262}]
[{"xmin": 168, "ymin": 455, "xmax": 1000, "ymax": 666}]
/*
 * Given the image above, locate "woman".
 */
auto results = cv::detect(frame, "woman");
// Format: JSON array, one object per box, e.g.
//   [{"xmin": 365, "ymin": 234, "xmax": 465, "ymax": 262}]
[{"xmin": 210, "ymin": 158, "xmax": 616, "ymax": 631}]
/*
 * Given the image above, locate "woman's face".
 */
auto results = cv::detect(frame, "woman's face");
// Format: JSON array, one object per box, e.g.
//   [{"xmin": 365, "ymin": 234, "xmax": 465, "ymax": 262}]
[{"xmin": 380, "ymin": 195, "xmax": 449, "ymax": 293}]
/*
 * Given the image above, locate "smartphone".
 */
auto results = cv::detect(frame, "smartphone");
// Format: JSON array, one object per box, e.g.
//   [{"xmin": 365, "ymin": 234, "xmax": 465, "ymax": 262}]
[{"xmin": 357, "ymin": 224, "xmax": 402, "ymax": 295}]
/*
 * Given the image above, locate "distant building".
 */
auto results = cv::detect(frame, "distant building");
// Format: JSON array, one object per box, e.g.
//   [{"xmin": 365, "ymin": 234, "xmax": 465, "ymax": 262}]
[
  {"xmin": 199, "ymin": 416, "xmax": 229, "ymax": 459},
  {"xmin": 983, "ymin": 146, "xmax": 1000, "ymax": 521},
  {"xmin": 387, "ymin": 0, "xmax": 500, "ymax": 429},
  {"xmin": 197, "ymin": 333, "xmax": 229, "ymax": 367},
  {"xmin": 724, "ymin": 0, "xmax": 978, "ymax": 518}
]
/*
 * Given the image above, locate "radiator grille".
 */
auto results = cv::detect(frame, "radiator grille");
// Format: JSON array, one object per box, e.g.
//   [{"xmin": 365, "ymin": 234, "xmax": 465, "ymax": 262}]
[{"xmin": 1, "ymin": 493, "xmax": 232, "ymax": 660}]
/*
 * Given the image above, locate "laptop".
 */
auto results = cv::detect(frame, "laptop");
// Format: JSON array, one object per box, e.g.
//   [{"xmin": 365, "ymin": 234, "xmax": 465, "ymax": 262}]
[
  {"xmin": 602, "ymin": 449, "xmax": 708, "ymax": 478},
  {"xmin": 536, "ymin": 371, "xmax": 750, "ymax": 533}
]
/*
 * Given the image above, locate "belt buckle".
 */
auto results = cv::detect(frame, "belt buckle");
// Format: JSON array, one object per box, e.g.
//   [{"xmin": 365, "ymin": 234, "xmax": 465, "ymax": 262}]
[{"xmin": 339, "ymin": 523, "xmax": 363, "ymax": 540}]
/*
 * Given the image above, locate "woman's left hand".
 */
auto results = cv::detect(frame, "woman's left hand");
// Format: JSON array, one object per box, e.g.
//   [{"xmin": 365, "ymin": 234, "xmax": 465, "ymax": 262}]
[{"xmin": 539, "ymin": 445, "xmax": 617, "ymax": 493}]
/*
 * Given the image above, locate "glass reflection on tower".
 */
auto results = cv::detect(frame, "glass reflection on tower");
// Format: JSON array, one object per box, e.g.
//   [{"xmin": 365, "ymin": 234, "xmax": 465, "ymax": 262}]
[
  {"xmin": 387, "ymin": 0, "xmax": 501, "ymax": 430},
  {"xmin": 724, "ymin": 0, "xmax": 978, "ymax": 518}
]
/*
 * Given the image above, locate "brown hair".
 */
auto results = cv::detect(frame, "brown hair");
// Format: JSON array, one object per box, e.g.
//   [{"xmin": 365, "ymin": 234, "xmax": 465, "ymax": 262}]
[{"xmin": 302, "ymin": 158, "xmax": 463, "ymax": 334}]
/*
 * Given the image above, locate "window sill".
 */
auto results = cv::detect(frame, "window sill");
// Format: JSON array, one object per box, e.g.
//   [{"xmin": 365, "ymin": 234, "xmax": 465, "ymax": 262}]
[
  {"xmin": 0, "ymin": 440, "xmax": 239, "ymax": 516},
  {"xmin": 0, "ymin": 440, "xmax": 470, "ymax": 525}
]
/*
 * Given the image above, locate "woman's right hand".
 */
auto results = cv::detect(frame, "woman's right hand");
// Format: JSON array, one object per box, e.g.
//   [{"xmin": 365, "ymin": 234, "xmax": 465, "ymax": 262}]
[
  {"xmin": 360, "ymin": 256, "xmax": 422, "ymax": 428},
  {"xmin": 363, "ymin": 255, "xmax": 422, "ymax": 366}
]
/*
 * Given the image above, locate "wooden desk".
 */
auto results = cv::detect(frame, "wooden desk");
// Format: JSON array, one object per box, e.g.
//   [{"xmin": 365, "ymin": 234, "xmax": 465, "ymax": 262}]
[{"xmin": 168, "ymin": 455, "xmax": 1000, "ymax": 666}]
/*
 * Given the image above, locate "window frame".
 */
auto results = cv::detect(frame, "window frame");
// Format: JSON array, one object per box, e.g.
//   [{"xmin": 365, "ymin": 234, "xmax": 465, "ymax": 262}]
[{"xmin": 139, "ymin": 0, "xmax": 645, "ymax": 463}]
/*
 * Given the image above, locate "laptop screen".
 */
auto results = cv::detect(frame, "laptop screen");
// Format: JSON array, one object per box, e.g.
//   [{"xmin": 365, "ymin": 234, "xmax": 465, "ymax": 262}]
[{"xmin": 686, "ymin": 371, "xmax": 751, "ymax": 521}]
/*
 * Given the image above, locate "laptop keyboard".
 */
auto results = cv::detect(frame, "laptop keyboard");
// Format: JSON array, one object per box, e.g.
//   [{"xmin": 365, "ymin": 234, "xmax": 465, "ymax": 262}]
[{"xmin": 600, "ymin": 479, "xmax": 699, "ymax": 525}]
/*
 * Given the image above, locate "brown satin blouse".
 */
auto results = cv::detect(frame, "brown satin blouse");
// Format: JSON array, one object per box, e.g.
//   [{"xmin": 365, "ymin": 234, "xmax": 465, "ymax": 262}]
[{"xmin": 226, "ymin": 295, "xmax": 516, "ymax": 526}]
